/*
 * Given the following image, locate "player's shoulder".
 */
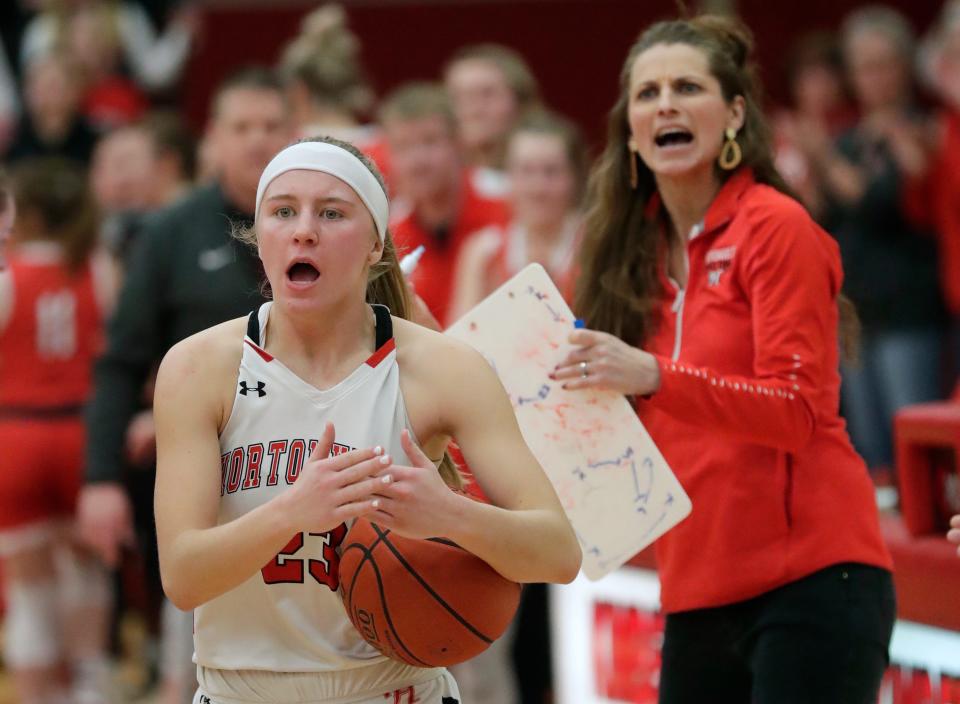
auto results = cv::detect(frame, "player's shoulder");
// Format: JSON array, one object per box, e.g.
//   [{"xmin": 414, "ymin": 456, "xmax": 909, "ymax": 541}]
[
  {"xmin": 157, "ymin": 317, "xmax": 247, "ymax": 391},
  {"xmin": 393, "ymin": 316, "xmax": 493, "ymax": 384}
]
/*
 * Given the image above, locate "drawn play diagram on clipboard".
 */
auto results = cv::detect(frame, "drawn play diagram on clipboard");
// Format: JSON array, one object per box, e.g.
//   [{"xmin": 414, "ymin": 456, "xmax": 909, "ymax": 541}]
[{"xmin": 447, "ymin": 264, "xmax": 692, "ymax": 580}]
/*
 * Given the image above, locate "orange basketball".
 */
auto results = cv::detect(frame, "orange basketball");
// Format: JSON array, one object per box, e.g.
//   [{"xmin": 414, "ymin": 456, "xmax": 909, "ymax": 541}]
[{"xmin": 338, "ymin": 518, "xmax": 521, "ymax": 667}]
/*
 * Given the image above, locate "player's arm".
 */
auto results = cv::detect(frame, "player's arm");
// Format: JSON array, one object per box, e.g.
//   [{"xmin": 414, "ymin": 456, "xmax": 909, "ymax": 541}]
[
  {"xmin": 376, "ymin": 333, "xmax": 581, "ymax": 584},
  {"xmin": 154, "ymin": 327, "xmax": 389, "ymax": 610}
]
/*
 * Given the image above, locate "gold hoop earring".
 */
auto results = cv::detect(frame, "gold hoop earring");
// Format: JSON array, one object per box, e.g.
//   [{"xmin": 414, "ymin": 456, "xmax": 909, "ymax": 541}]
[
  {"xmin": 627, "ymin": 139, "xmax": 639, "ymax": 189},
  {"xmin": 718, "ymin": 127, "xmax": 742, "ymax": 171}
]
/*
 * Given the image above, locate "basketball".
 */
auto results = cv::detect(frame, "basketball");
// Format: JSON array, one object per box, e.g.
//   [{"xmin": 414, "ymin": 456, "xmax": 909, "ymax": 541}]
[{"xmin": 338, "ymin": 518, "xmax": 521, "ymax": 667}]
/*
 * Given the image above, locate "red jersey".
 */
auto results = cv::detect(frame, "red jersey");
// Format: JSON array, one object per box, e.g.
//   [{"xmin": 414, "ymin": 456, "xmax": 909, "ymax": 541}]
[
  {"xmin": 636, "ymin": 169, "xmax": 892, "ymax": 613},
  {"xmin": 481, "ymin": 216, "xmax": 580, "ymax": 304},
  {"xmin": 391, "ymin": 170, "xmax": 509, "ymax": 327},
  {"xmin": 0, "ymin": 249, "xmax": 103, "ymax": 408},
  {"xmin": 903, "ymin": 109, "xmax": 960, "ymax": 316}
]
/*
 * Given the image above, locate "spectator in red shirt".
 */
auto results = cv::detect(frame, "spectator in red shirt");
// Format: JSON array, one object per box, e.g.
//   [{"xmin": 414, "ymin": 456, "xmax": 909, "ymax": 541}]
[
  {"xmin": 380, "ymin": 83, "xmax": 509, "ymax": 327},
  {"xmin": 450, "ymin": 109, "xmax": 586, "ymax": 321},
  {"xmin": 444, "ymin": 44, "xmax": 542, "ymax": 197},
  {"xmin": 554, "ymin": 15, "xmax": 894, "ymax": 704}
]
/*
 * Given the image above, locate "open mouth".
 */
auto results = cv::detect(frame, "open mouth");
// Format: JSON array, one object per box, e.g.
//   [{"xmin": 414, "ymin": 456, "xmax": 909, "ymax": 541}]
[
  {"xmin": 654, "ymin": 129, "xmax": 694, "ymax": 148},
  {"xmin": 286, "ymin": 261, "xmax": 320, "ymax": 283}
]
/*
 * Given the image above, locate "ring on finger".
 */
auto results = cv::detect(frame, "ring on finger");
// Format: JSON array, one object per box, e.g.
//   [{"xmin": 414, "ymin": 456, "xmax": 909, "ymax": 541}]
[{"xmin": 579, "ymin": 361, "xmax": 589, "ymax": 378}]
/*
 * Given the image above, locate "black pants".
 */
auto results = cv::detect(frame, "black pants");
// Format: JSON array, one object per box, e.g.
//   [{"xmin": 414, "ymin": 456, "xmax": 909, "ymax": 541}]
[{"xmin": 659, "ymin": 563, "xmax": 896, "ymax": 704}]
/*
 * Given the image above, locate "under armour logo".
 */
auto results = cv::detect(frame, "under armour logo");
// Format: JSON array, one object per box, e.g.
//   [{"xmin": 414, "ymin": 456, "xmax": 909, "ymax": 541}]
[
  {"xmin": 239, "ymin": 380, "xmax": 266, "ymax": 397},
  {"xmin": 199, "ymin": 697, "xmax": 212, "ymax": 704}
]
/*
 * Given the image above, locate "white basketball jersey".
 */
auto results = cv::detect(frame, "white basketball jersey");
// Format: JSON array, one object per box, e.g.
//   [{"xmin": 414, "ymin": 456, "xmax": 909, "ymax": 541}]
[{"xmin": 194, "ymin": 302, "xmax": 418, "ymax": 675}]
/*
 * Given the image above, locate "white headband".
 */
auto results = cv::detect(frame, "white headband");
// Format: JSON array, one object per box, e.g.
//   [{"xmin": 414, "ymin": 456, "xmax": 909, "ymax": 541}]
[{"xmin": 255, "ymin": 141, "xmax": 388, "ymax": 242}]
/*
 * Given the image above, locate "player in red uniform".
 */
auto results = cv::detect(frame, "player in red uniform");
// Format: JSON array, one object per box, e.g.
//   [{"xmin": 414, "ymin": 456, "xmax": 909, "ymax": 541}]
[
  {"xmin": 554, "ymin": 15, "xmax": 894, "ymax": 704},
  {"xmin": 450, "ymin": 110, "xmax": 586, "ymax": 322},
  {"xmin": 0, "ymin": 158, "xmax": 116, "ymax": 704}
]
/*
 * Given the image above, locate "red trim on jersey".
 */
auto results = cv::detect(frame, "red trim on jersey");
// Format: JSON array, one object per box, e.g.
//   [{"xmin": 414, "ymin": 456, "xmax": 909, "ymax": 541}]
[
  {"xmin": 244, "ymin": 339, "xmax": 274, "ymax": 362},
  {"xmin": 365, "ymin": 338, "xmax": 395, "ymax": 368}
]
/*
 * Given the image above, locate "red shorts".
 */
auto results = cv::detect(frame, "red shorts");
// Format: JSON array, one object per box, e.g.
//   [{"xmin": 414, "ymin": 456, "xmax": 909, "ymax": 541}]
[{"xmin": 0, "ymin": 417, "xmax": 83, "ymax": 531}]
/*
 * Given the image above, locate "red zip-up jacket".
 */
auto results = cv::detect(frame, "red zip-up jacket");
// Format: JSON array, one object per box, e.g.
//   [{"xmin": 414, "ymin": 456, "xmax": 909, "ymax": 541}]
[{"xmin": 637, "ymin": 169, "xmax": 892, "ymax": 614}]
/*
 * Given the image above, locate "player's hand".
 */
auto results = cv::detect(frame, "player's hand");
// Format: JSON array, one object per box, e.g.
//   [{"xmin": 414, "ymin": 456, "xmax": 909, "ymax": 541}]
[
  {"xmin": 949, "ymin": 515, "xmax": 960, "ymax": 557},
  {"xmin": 77, "ymin": 482, "xmax": 135, "ymax": 568},
  {"xmin": 551, "ymin": 328, "xmax": 661, "ymax": 396},
  {"xmin": 367, "ymin": 429, "xmax": 460, "ymax": 539},
  {"xmin": 279, "ymin": 422, "xmax": 393, "ymax": 534},
  {"xmin": 125, "ymin": 410, "xmax": 157, "ymax": 466}
]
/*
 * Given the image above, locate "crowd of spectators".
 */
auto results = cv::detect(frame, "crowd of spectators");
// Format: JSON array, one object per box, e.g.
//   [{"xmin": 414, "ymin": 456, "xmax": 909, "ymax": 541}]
[{"xmin": 1, "ymin": 1, "xmax": 959, "ymax": 702}]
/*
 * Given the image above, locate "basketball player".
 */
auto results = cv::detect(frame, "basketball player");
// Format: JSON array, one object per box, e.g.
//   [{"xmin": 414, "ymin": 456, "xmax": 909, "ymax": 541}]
[
  {"xmin": 0, "ymin": 158, "xmax": 116, "ymax": 704},
  {"xmin": 153, "ymin": 136, "xmax": 581, "ymax": 704}
]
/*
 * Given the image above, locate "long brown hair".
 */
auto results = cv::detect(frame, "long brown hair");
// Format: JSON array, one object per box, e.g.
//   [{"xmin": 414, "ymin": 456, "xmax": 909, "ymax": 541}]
[
  {"xmin": 234, "ymin": 136, "xmax": 463, "ymax": 487},
  {"xmin": 575, "ymin": 15, "xmax": 859, "ymax": 358},
  {"xmin": 11, "ymin": 157, "xmax": 99, "ymax": 273}
]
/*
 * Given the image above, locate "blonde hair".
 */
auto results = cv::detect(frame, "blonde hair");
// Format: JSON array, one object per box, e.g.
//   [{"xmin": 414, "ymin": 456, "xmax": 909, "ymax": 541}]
[
  {"xmin": 279, "ymin": 4, "xmax": 374, "ymax": 116},
  {"xmin": 234, "ymin": 135, "xmax": 464, "ymax": 488}
]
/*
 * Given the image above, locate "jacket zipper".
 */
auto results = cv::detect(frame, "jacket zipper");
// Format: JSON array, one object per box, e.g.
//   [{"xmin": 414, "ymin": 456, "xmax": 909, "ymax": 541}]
[
  {"xmin": 671, "ymin": 288, "xmax": 685, "ymax": 361},
  {"xmin": 668, "ymin": 247, "xmax": 690, "ymax": 362}
]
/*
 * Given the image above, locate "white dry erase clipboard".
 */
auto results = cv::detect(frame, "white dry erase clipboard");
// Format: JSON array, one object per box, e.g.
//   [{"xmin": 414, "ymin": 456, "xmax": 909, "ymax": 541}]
[{"xmin": 446, "ymin": 264, "xmax": 692, "ymax": 580}]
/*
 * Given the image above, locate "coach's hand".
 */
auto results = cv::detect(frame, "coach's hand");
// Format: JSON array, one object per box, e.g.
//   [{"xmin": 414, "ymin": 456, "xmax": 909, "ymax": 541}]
[
  {"xmin": 551, "ymin": 328, "xmax": 661, "ymax": 396},
  {"xmin": 949, "ymin": 515, "xmax": 960, "ymax": 557},
  {"xmin": 367, "ymin": 429, "xmax": 460, "ymax": 539},
  {"xmin": 279, "ymin": 422, "xmax": 393, "ymax": 534},
  {"xmin": 77, "ymin": 482, "xmax": 135, "ymax": 568}
]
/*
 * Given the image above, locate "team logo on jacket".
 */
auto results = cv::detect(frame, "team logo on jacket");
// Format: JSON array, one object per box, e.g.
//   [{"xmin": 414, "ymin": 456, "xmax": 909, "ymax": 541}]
[
  {"xmin": 239, "ymin": 380, "xmax": 267, "ymax": 397},
  {"xmin": 705, "ymin": 245, "xmax": 736, "ymax": 286}
]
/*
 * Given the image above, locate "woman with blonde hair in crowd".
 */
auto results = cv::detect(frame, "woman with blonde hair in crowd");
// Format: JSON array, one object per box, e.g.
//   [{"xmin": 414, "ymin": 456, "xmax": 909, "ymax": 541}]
[
  {"xmin": 280, "ymin": 3, "xmax": 390, "ymax": 179},
  {"xmin": 553, "ymin": 13, "xmax": 894, "ymax": 702},
  {"xmin": 444, "ymin": 43, "xmax": 542, "ymax": 196},
  {"xmin": 450, "ymin": 109, "xmax": 587, "ymax": 320},
  {"xmin": 0, "ymin": 157, "xmax": 118, "ymax": 704}
]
